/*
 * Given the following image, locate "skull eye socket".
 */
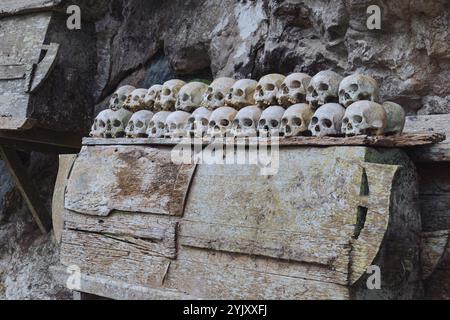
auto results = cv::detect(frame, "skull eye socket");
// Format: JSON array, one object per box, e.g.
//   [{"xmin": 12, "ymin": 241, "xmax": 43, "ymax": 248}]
[
  {"xmin": 350, "ymin": 84, "xmax": 359, "ymax": 92},
  {"xmin": 207, "ymin": 94, "xmax": 213, "ymax": 101},
  {"xmin": 353, "ymin": 115, "xmax": 363, "ymax": 123},
  {"xmin": 290, "ymin": 80, "xmax": 301, "ymax": 89},
  {"xmin": 188, "ymin": 117, "xmax": 195, "ymax": 124},
  {"xmin": 307, "ymin": 86, "xmax": 314, "ymax": 93},
  {"xmin": 243, "ymin": 118, "xmax": 253, "ymax": 127},
  {"xmin": 207, "ymin": 87, "xmax": 213, "ymax": 93},
  {"xmin": 215, "ymin": 92, "xmax": 224, "ymax": 101},
  {"xmin": 255, "ymin": 85, "xmax": 262, "ymax": 92},
  {"xmin": 136, "ymin": 121, "xmax": 144, "ymax": 128},
  {"xmin": 220, "ymin": 119, "xmax": 230, "ymax": 127},
  {"xmin": 318, "ymin": 83, "xmax": 329, "ymax": 91},
  {"xmin": 177, "ymin": 124, "xmax": 184, "ymax": 129},
  {"xmin": 163, "ymin": 88, "xmax": 171, "ymax": 96},
  {"xmin": 133, "ymin": 96, "xmax": 139, "ymax": 101},
  {"xmin": 259, "ymin": 119, "xmax": 266, "ymax": 126},
  {"xmin": 157, "ymin": 122, "xmax": 165, "ymax": 129},
  {"xmin": 99, "ymin": 121, "xmax": 106, "ymax": 128},
  {"xmin": 342, "ymin": 117, "xmax": 349, "ymax": 124},
  {"xmin": 235, "ymin": 89, "xmax": 244, "ymax": 97},
  {"xmin": 281, "ymin": 118, "xmax": 288, "ymax": 125},
  {"xmin": 339, "ymin": 89, "xmax": 346, "ymax": 97},
  {"xmin": 292, "ymin": 117, "xmax": 302, "ymax": 126},
  {"xmin": 149, "ymin": 121, "xmax": 155, "ymax": 127},
  {"xmin": 149, "ymin": 91, "xmax": 155, "ymax": 96},
  {"xmin": 264, "ymin": 83, "xmax": 275, "ymax": 91},
  {"xmin": 209, "ymin": 121, "xmax": 216, "ymax": 127},
  {"xmin": 270, "ymin": 120, "xmax": 279, "ymax": 128},
  {"xmin": 232, "ymin": 119, "xmax": 239, "ymax": 126},
  {"xmin": 322, "ymin": 119, "xmax": 332, "ymax": 128},
  {"xmin": 170, "ymin": 123, "xmax": 177, "ymax": 130},
  {"xmin": 358, "ymin": 92, "xmax": 370, "ymax": 100},
  {"xmin": 113, "ymin": 120, "xmax": 122, "ymax": 127},
  {"xmin": 311, "ymin": 117, "xmax": 319, "ymax": 125},
  {"xmin": 182, "ymin": 93, "xmax": 190, "ymax": 102},
  {"xmin": 201, "ymin": 118, "xmax": 209, "ymax": 126}
]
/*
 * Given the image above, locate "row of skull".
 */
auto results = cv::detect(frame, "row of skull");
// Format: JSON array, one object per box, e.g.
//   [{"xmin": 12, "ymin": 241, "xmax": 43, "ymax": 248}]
[
  {"xmin": 90, "ymin": 100, "xmax": 405, "ymax": 139},
  {"xmin": 109, "ymin": 71, "xmax": 381, "ymax": 113}
]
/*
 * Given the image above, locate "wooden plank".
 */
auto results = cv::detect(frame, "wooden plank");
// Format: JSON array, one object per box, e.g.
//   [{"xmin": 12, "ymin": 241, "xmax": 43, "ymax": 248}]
[
  {"xmin": 0, "ymin": 117, "xmax": 36, "ymax": 131},
  {"xmin": 0, "ymin": 146, "xmax": 51, "ymax": 234},
  {"xmin": 0, "ymin": 0, "xmax": 62, "ymax": 16},
  {"xmin": 0, "ymin": 64, "xmax": 27, "ymax": 80},
  {"xmin": 65, "ymin": 146, "xmax": 196, "ymax": 217}
]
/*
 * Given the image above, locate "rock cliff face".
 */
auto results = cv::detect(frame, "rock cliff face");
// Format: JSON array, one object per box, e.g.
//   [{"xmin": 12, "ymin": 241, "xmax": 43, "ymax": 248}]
[{"xmin": 1, "ymin": 0, "xmax": 450, "ymax": 299}]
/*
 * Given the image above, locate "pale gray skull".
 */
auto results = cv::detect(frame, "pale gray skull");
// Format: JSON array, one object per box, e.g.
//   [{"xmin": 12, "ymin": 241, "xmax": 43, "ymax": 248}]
[
  {"xmin": 125, "ymin": 110, "xmax": 154, "ymax": 138},
  {"xmin": 208, "ymin": 107, "xmax": 238, "ymax": 137},
  {"xmin": 144, "ymin": 85, "xmax": 163, "ymax": 111},
  {"xmin": 309, "ymin": 103, "xmax": 346, "ymax": 137},
  {"xmin": 280, "ymin": 103, "xmax": 314, "ymax": 137},
  {"xmin": 186, "ymin": 107, "xmax": 212, "ymax": 138},
  {"xmin": 306, "ymin": 71, "xmax": 343, "ymax": 109},
  {"xmin": 104, "ymin": 108, "xmax": 133, "ymax": 138},
  {"xmin": 147, "ymin": 111, "xmax": 171, "ymax": 138},
  {"xmin": 165, "ymin": 111, "xmax": 191, "ymax": 138},
  {"xmin": 110, "ymin": 85, "xmax": 136, "ymax": 111},
  {"xmin": 382, "ymin": 102, "xmax": 406, "ymax": 135},
  {"xmin": 90, "ymin": 109, "xmax": 114, "ymax": 138},
  {"xmin": 176, "ymin": 82, "xmax": 209, "ymax": 113},
  {"xmin": 254, "ymin": 74, "xmax": 286, "ymax": 108},
  {"xmin": 342, "ymin": 101, "xmax": 387, "ymax": 136},
  {"xmin": 277, "ymin": 73, "xmax": 312, "ymax": 107},
  {"xmin": 159, "ymin": 80, "xmax": 186, "ymax": 111},
  {"xmin": 230, "ymin": 106, "xmax": 262, "ymax": 138},
  {"xmin": 258, "ymin": 106, "xmax": 287, "ymax": 137},
  {"xmin": 225, "ymin": 79, "xmax": 258, "ymax": 110},
  {"xmin": 202, "ymin": 77, "xmax": 236, "ymax": 110},
  {"xmin": 339, "ymin": 74, "xmax": 380, "ymax": 108},
  {"xmin": 124, "ymin": 88, "xmax": 148, "ymax": 112}
]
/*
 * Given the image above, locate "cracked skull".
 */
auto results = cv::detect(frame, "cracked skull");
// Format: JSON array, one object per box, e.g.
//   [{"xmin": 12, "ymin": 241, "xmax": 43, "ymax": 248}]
[
  {"xmin": 202, "ymin": 77, "xmax": 236, "ymax": 110},
  {"xmin": 280, "ymin": 103, "xmax": 314, "ymax": 137},
  {"xmin": 165, "ymin": 111, "xmax": 191, "ymax": 138},
  {"xmin": 230, "ymin": 106, "xmax": 262, "ymax": 138},
  {"xmin": 342, "ymin": 101, "xmax": 387, "ymax": 136},
  {"xmin": 144, "ymin": 85, "xmax": 163, "ymax": 111},
  {"xmin": 147, "ymin": 111, "xmax": 172, "ymax": 138},
  {"xmin": 225, "ymin": 79, "xmax": 258, "ymax": 110},
  {"xmin": 90, "ymin": 109, "xmax": 114, "ymax": 138},
  {"xmin": 159, "ymin": 80, "xmax": 186, "ymax": 111},
  {"xmin": 277, "ymin": 73, "xmax": 312, "ymax": 107},
  {"xmin": 110, "ymin": 85, "xmax": 136, "ymax": 111},
  {"xmin": 104, "ymin": 108, "xmax": 133, "ymax": 138},
  {"xmin": 208, "ymin": 107, "xmax": 238, "ymax": 137},
  {"xmin": 176, "ymin": 82, "xmax": 209, "ymax": 113},
  {"xmin": 125, "ymin": 110, "xmax": 154, "ymax": 138},
  {"xmin": 306, "ymin": 71, "xmax": 343, "ymax": 109},
  {"xmin": 382, "ymin": 101, "xmax": 406, "ymax": 135},
  {"xmin": 124, "ymin": 88, "xmax": 148, "ymax": 112},
  {"xmin": 258, "ymin": 106, "xmax": 286, "ymax": 137},
  {"xmin": 339, "ymin": 74, "xmax": 380, "ymax": 108},
  {"xmin": 186, "ymin": 107, "xmax": 212, "ymax": 138},
  {"xmin": 309, "ymin": 103, "xmax": 346, "ymax": 137},
  {"xmin": 254, "ymin": 74, "xmax": 286, "ymax": 108}
]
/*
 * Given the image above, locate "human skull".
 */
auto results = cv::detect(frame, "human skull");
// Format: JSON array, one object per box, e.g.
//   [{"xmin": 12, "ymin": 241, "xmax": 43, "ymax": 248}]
[
  {"xmin": 338, "ymin": 74, "xmax": 380, "ymax": 108},
  {"xmin": 89, "ymin": 109, "xmax": 114, "ymax": 138},
  {"xmin": 104, "ymin": 108, "xmax": 133, "ymax": 138},
  {"xmin": 125, "ymin": 110, "xmax": 154, "ymax": 138},
  {"xmin": 309, "ymin": 103, "xmax": 346, "ymax": 137},
  {"xmin": 382, "ymin": 102, "xmax": 406, "ymax": 135},
  {"xmin": 225, "ymin": 79, "xmax": 258, "ymax": 110},
  {"xmin": 208, "ymin": 107, "xmax": 238, "ymax": 137},
  {"xmin": 147, "ymin": 111, "xmax": 171, "ymax": 138},
  {"xmin": 277, "ymin": 73, "xmax": 312, "ymax": 107},
  {"xmin": 176, "ymin": 82, "xmax": 209, "ymax": 113},
  {"xmin": 254, "ymin": 74, "xmax": 286, "ymax": 108},
  {"xmin": 342, "ymin": 101, "xmax": 387, "ymax": 136},
  {"xmin": 186, "ymin": 107, "xmax": 212, "ymax": 138},
  {"xmin": 124, "ymin": 88, "xmax": 148, "ymax": 112},
  {"xmin": 258, "ymin": 106, "xmax": 287, "ymax": 137},
  {"xmin": 159, "ymin": 80, "xmax": 186, "ymax": 111},
  {"xmin": 306, "ymin": 71, "xmax": 343, "ymax": 109},
  {"xmin": 230, "ymin": 106, "xmax": 262, "ymax": 138},
  {"xmin": 280, "ymin": 103, "xmax": 314, "ymax": 137},
  {"xmin": 110, "ymin": 85, "xmax": 136, "ymax": 111},
  {"xmin": 165, "ymin": 111, "xmax": 191, "ymax": 138},
  {"xmin": 144, "ymin": 85, "xmax": 163, "ymax": 111},
  {"xmin": 202, "ymin": 77, "xmax": 236, "ymax": 110}
]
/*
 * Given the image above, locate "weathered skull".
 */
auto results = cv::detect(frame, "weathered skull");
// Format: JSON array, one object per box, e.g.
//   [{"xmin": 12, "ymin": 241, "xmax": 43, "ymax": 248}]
[
  {"xmin": 104, "ymin": 108, "xmax": 133, "ymax": 138},
  {"xmin": 258, "ymin": 106, "xmax": 287, "ymax": 137},
  {"xmin": 125, "ymin": 110, "xmax": 154, "ymax": 138},
  {"xmin": 277, "ymin": 73, "xmax": 312, "ymax": 107},
  {"xmin": 306, "ymin": 71, "xmax": 343, "ymax": 109},
  {"xmin": 202, "ymin": 77, "xmax": 236, "ymax": 110},
  {"xmin": 225, "ymin": 79, "xmax": 258, "ymax": 110},
  {"xmin": 339, "ymin": 74, "xmax": 380, "ymax": 108},
  {"xmin": 309, "ymin": 103, "xmax": 346, "ymax": 137},
  {"xmin": 147, "ymin": 111, "xmax": 171, "ymax": 138},
  {"xmin": 186, "ymin": 107, "xmax": 212, "ymax": 138},
  {"xmin": 144, "ymin": 85, "xmax": 163, "ymax": 111},
  {"xmin": 159, "ymin": 80, "xmax": 186, "ymax": 111},
  {"xmin": 176, "ymin": 82, "xmax": 209, "ymax": 113},
  {"xmin": 280, "ymin": 103, "xmax": 314, "ymax": 137},
  {"xmin": 382, "ymin": 101, "xmax": 406, "ymax": 135},
  {"xmin": 342, "ymin": 101, "xmax": 387, "ymax": 136},
  {"xmin": 90, "ymin": 109, "xmax": 114, "ymax": 138},
  {"xmin": 110, "ymin": 85, "xmax": 136, "ymax": 111},
  {"xmin": 208, "ymin": 107, "xmax": 238, "ymax": 137},
  {"xmin": 165, "ymin": 111, "xmax": 191, "ymax": 138},
  {"xmin": 230, "ymin": 106, "xmax": 262, "ymax": 138},
  {"xmin": 124, "ymin": 88, "xmax": 148, "ymax": 112},
  {"xmin": 254, "ymin": 74, "xmax": 286, "ymax": 108}
]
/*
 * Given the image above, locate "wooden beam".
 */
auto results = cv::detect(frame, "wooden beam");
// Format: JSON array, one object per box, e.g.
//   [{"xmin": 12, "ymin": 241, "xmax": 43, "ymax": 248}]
[{"xmin": 0, "ymin": 146, "xmax": 52, "ymax": 234}]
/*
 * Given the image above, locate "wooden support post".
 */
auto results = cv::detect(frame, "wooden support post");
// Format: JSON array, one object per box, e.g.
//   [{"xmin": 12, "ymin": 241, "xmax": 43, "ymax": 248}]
[{"xmin": 0, "ymin": 146, "xmax": 52, "ymax": 234}]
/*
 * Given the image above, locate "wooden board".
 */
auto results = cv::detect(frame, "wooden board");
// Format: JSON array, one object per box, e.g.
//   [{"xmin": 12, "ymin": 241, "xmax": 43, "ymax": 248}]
[
  {"xmin": 65, "ymin": 146, "xmax": 196, "ymax": 217},
  {"xmin": 0, "ymin": 0, "xmax": 62, "ymax": 16}
]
